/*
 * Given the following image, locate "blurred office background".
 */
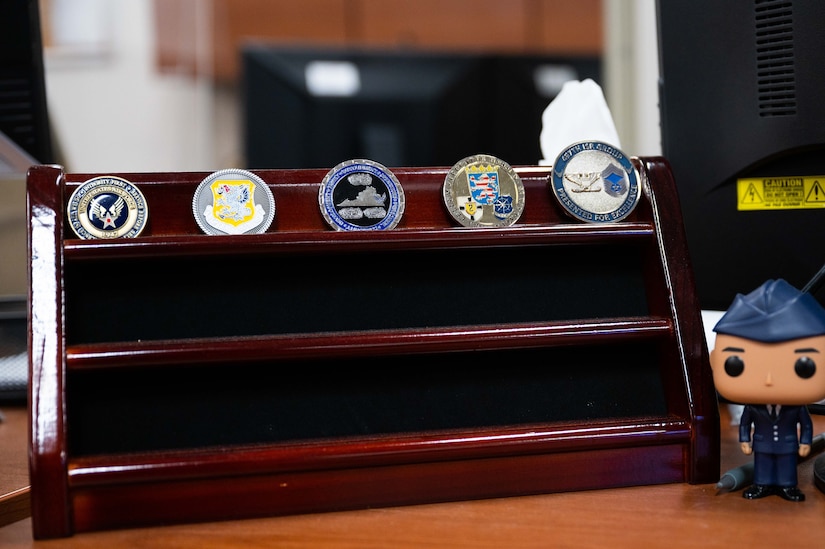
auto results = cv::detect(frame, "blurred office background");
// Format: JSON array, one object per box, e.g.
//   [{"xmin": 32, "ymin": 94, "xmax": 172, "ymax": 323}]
[{"xmin": 36, "ymin": 0, "xmax": 660, "ymax": 173}]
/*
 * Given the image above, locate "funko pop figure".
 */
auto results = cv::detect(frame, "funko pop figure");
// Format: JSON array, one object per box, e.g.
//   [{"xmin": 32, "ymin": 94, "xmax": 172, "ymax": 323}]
[{"xmin": 710, "ymin": 279, "xmax": 825, "ymax": 501}]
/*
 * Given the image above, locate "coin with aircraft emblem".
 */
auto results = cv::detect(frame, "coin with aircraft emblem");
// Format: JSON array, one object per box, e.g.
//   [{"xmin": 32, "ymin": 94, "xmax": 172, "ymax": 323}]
[{"xmin": 192, "ymin": 168, "xmax": 275, "ymax": 235}]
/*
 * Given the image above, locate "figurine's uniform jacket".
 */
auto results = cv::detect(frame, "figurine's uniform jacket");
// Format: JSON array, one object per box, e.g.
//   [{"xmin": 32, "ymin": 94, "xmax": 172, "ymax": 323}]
[{"xmin": 739, "ymin": 404, "xmax": 813, "ymax": 486}]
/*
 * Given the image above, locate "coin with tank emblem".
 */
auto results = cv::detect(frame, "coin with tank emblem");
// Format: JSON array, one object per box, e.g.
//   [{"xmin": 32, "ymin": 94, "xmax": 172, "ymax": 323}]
[
  {"xmin": 442, "ymin": 154, "xmax": 525, "ymax": 228},
  {"xmin": 318, "ymin": 159, "xmax": 405, "ymax": 231},
  {"xmin": 67, "ymin": 176, "xmax": 149, "ymax": 239},
  {"xmin": 550, "ymin": 141, "xmax": 641, "ymax": 223},
  {"xmin": 192, "ymin": 168, "xmax": 275, "ymax": 235}
]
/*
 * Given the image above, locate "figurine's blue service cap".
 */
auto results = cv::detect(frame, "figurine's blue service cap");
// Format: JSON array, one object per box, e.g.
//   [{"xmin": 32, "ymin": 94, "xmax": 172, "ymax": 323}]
[{"xmin": 713, "ymin": 279, "xmax": 825, "ymax": 342}]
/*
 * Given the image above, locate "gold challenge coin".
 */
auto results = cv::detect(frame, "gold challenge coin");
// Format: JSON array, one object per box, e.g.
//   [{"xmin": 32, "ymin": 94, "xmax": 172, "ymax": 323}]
[{"xmin": 442, "ymin": 154, "xmax": 525, "ymax": 228}]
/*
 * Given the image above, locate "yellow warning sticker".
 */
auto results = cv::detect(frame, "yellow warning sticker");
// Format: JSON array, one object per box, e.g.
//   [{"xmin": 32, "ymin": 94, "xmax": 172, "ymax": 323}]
[{"xmin": 737, "ymin": 176, "xmax": 825, "ymax": 210}]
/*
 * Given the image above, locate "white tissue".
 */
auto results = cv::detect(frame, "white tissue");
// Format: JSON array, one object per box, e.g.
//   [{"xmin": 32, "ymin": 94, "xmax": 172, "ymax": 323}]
[{"xmin": 538, "ymin": 79, "xmax": 621, "ymax": 165}]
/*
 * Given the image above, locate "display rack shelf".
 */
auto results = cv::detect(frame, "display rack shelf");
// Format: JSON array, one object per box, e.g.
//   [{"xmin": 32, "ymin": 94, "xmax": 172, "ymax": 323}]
[{"xmin": 27, "ymin": 159, "xmax": 719, "ymax": 538}]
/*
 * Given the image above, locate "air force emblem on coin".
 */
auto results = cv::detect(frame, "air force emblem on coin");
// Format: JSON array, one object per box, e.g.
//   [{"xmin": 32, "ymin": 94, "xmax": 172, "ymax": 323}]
[
  {"xmin": 318, "ymin": 159, "xmax": 405, "ymax": 231},
  {"xmin": 192, "ymin": 168, "xmax": 275, "ymax": 235},
  {"xmin": 67, "ymin": 176, "xmax": 148, "ymax": 239},
  {"xmin": 442, "ymin": 154, "xmax": 525, "ymax": 228},
  {"xmin": 550, "ymin": 141, "xmax": 641, "ymax": 223}
]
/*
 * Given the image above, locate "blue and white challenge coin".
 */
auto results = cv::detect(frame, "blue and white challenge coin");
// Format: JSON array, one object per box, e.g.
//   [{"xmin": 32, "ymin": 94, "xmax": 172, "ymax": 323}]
[
  {"xmin": 442, "ymin": 154, "xmax": 525, "ymax": 228},
  {"xmin": 318, "ymin": 159, "xmax": 405, "ymax": 231},
  {"xmin": 67, "ymin": 176, "xmax": 148, "ymax": 239},
  {"xmin": 550, "ymin": 141, "xmax": 641, "ymax": 223},
  {"xmin": 192, "ymin": 168, "xmax": 275, "ymax": 235}
]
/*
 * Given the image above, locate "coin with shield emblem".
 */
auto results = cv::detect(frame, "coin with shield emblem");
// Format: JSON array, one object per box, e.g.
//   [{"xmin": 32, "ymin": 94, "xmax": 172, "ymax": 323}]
[
  {"xmin": 192, "ymin": 168, "xmax": 275, "ymax": 235},
  {"xmin": 442, "ymin": 154, "xmax": 525, "ymax": 228},
  {"xmin": 550, "ymin": 141, "xmax": 640, "ymax": 223}
]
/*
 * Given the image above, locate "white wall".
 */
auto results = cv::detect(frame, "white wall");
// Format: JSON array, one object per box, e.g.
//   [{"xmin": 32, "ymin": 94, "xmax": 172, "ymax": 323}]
[
  {"xmin": 604, "ymin": 0, "xmax": 662, "ymax": 157},
  {"xmin": 43, "ymin": 0, "xmax": 661, "ymax": 173},
  {"xmin": 44, "ymin": 0, "xmax": 224, "ymax": 172}
]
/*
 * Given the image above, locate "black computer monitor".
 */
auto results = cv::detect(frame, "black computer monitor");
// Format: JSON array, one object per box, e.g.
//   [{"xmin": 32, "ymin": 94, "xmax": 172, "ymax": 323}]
[
  {"xmin": 0, "ymin": 0, "xmax": 53, "ymax": 165},
  {"xmin": 657, "ymin": 0, "xmax": 825, "ymax": 310},
  {"xmin": 241, "ymin": 44, "xmax": 600, "ymax": 170},
  {"xmin": 0, "ymin": 0, "xmax": 47, "ymax": 403},
  {"xmin": 483, "ymin": 54, "xmax": 600, "ymax": 165}
]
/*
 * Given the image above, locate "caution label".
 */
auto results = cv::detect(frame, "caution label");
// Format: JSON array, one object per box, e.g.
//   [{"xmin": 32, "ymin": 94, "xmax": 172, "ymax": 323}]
[{"xmin": 737, "ymin": 176, "xmax": 825, "ymax": 210}]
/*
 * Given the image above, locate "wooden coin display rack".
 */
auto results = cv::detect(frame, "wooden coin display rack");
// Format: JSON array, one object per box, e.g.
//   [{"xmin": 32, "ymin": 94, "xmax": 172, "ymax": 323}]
[{"xmin": 26, "ymin": 159, "xmax": 720, "ymax": 539}]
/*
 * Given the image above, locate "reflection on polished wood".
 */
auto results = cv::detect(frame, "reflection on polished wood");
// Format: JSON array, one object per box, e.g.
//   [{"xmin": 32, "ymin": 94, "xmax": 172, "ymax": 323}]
[{"xmin": 2, "ymin": 405, "xmax": 825, "ymax": 547}]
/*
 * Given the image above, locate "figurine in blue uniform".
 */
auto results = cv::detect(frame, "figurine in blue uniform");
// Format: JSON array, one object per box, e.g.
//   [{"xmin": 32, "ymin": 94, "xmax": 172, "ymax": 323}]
[{"xmin": 710, "ymin": 279, "xmax": 825, "ymax": 501}]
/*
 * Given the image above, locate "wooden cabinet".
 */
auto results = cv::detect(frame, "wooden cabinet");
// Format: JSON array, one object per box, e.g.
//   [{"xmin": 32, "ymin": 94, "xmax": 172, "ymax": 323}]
[
  {"xmin": 26, "ymin": 158, "xmax": 718, "ymax": 538},
  {"xmin": 153, "ymin": 0, "xmax": 603, "ymax": 81}
]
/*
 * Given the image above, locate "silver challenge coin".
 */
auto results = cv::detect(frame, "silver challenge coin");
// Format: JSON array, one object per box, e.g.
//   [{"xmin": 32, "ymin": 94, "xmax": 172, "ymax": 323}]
[
  {"xmin": 442, "ymin": 154, "xmax": 525, "ymax": 228},
  {"xmin": 550, "ymin": 141, "xmax": 641, "ymax": 223},
  {"xmin": 67, "ymin": 176, "xmax": 148, "ymax": 239},
  {"xmin": 318, "ymin": 159, "xmax": 405, "ymax": 231},
  {"xmin": 192, "ymin": 168, "xmax": 275, "ymax": 235}
]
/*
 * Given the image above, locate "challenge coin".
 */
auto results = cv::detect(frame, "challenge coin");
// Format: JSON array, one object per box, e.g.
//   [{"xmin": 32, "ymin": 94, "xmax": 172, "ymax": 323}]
[
  {"xmin": 550, "ymin": 141, "xmax": 641, "ymax": 223},
  {"xmin": 192, "ymin": 168, "xmax": 275, "ymax": 235},
  {"xmin": 318, "ymin": 159, "xmax": 405, "ymax": 231},
  {"xmin": 442, "ymin": 154, "xmax": 525, "ymax": 228},
  {"xmin": 67, "ymin": 176, "xmax": 148, "ymax": 239}
]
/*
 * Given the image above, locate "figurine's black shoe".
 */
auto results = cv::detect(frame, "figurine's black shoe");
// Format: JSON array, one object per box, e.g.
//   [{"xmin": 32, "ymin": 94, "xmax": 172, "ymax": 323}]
[
  {"xmin": 776, "ymin": 486, "xmax": 805, "ymax": 502},
  {"xmin": 742, "ymin": 484, "xmax": 774, "ymax": 499}
]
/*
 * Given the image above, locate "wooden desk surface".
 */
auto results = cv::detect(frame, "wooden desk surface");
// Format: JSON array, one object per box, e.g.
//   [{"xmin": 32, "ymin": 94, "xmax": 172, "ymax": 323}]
[
  {"xmin": 0, "ymin": 406, "xmax": 30, "ymax": 528},
  {"xmin": 2, "ymin": 404, "xmax": 824, "ymax": 548}
]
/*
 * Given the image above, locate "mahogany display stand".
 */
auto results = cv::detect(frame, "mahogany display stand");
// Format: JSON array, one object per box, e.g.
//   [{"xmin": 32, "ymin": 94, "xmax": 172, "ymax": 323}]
[{"xmin": 27, "ymin": 159, "xmax": 720, "ymax": 539}]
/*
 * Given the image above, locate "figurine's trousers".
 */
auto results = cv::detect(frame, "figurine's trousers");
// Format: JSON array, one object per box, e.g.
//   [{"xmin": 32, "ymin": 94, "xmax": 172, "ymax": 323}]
[{"xmin": 753, "ymin": 451, "xmax": 798, "ymax": 487}]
